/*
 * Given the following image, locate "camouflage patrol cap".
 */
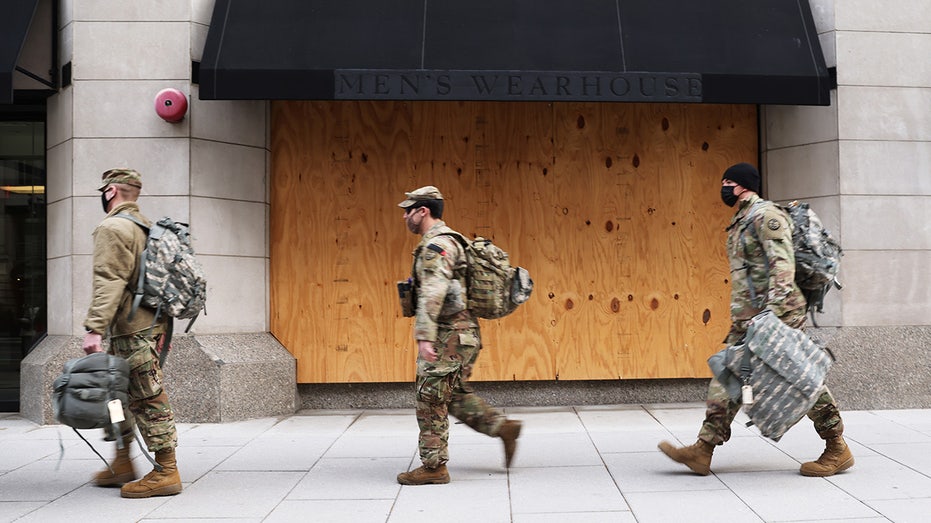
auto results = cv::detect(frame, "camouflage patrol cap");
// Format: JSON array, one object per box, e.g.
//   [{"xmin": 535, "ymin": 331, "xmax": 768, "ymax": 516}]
[
  {"xmin": 397, "ymin": 185, "xmax": 443, "ymax": 208},
  {"xmin": 98, "ymin": 168, "xmax": 142, "ymax": 191}
]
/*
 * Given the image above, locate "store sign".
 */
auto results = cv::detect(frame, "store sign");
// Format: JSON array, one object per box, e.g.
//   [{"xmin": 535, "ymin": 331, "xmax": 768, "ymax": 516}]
[{"xmin": 334, "ymin": 70, "xmax": 702, "ymax": 102}]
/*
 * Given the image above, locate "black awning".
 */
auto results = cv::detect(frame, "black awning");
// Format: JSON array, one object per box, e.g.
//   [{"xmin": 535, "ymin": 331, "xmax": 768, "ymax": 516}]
[
  {"xmin": 199, "ymin": 0, "xmax": 830, "ymax": 105},
  {"xmin": 1, "ymin": 0, "xmax": 40, "ymax": 104}
]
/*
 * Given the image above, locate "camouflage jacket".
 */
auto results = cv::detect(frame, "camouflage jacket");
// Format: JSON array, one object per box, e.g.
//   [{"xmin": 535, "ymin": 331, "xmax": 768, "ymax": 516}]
[
  {"xmin": 410, "ymin": 221, "xmax": 478, "ymax": 342},
  {"xmin": 726, "ymin": 194, "xmax": 806, "ymax": 343}
]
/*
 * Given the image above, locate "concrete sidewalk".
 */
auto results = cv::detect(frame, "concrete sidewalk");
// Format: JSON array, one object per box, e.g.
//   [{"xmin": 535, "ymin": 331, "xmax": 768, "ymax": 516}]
[{"xmin": 2, "ymin": 403, "xmax": 930, "ymax": 522}]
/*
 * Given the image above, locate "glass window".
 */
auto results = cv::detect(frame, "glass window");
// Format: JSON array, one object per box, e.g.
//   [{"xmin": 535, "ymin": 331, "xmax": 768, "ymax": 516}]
[{"xmin": 0, "ymin": 118, "xmax": 47, "ymax": 412}]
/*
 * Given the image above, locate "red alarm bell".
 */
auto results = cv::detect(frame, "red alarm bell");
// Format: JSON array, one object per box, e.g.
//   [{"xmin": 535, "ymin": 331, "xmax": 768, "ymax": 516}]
[{"xmin": 154, "ymin": 88, "xmax": 188, "ymax": 122}]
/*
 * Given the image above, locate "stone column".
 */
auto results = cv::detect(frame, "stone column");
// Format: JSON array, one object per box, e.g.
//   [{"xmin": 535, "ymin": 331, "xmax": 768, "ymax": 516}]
[
  {"xmin": 760, "ymin": 0, "xmax": 931, "ymax": 409},
  {"xmin": 21, "ymin": 0, "xmax": 296, "ymax": 424}
]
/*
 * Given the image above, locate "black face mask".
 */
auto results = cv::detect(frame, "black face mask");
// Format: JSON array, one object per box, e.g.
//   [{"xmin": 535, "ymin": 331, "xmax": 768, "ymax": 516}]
[
  {"xmin": 720, "ymin": 186, "xmax": 738, "ymax": 207},
  {"xmin": 101, "ymin": 190, "xmax": 113, "ymax": 213}
]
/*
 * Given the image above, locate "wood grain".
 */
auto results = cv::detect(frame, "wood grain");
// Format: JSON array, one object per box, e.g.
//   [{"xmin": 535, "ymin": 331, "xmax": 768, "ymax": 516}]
[{"xmin": 270, "ymin": 100, "xmax": 756, "ymax": 383}]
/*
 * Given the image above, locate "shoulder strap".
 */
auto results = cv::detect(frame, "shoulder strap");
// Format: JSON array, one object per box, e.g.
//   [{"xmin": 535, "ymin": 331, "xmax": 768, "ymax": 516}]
[{"xmin": 114, "ymin": 213, "xmax": 149, "ymax": 322}]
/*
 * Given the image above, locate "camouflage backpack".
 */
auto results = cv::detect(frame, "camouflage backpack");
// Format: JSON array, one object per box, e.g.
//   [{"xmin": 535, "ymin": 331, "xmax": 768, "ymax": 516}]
[
  {"xmin": 748, "ymin": 200, "xmax": 842, "ymax": 324},
  {"xmin": 780, "ymin": 201, "xmax": 843, "ymax": 320},
  {"xmin": 442, "ymin": 232, "xmax": 534, "ymax": 319},
  {"xmin": 708, "ymin": 310, "xmax": 834, "ymax": 441},
  {"xmin": 117, "ymin": 214, "xmax": 207, "ymax": 355}
]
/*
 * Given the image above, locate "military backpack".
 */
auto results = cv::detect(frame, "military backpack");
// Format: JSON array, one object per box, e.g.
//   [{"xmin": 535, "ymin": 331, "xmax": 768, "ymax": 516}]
[
  {"xmin": 748, "ymin": 200, "xmax": 842, "ymax": 325},
  {"xmin": 780, "ymin": 201, "xmax": 843, "ymax": 318},
  {"xmin": 442, "ymin": 232, "xmax": 534, "ymax": 319},
  {"xmin": 52, "ymin": 352, "xmax": 162, "ymax": 472},
  {"xmin": 117, "ymin": 214, "xmax": 208, "ymax": 362}
]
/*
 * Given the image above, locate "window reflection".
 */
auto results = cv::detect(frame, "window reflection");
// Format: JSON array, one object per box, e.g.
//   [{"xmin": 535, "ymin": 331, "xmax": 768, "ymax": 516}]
[{"xmin": 0, "ymin": 120, "xmax": 47, "ymax": 412}]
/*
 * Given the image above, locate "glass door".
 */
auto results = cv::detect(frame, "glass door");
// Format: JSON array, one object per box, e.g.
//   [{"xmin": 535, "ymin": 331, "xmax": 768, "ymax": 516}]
[{"xmin": 0, "ymin": 115, "xmax": 47, "ymax": 412}]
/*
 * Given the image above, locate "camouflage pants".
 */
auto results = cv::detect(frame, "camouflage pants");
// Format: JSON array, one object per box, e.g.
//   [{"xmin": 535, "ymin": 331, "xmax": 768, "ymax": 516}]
[
  {"xmin": 415, "ymin": 327, "xmax": 505, "ymax": 468},
  {"xmin": 107, "ymin": 333, "xmax": 178, "ymax": 452},
  {"xmin": 698, "ymin": 377, "xmax": 844, "ymax": 445}
]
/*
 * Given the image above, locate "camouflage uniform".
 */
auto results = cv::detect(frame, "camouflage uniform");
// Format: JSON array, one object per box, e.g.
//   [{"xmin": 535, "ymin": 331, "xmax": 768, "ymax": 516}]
[
  {"xmin": 699, "ymin": 193, "xmax": 843, "ymax": 445},
  {"xmin": 86, "ymin": 197, "xmax": 177, "ymax": 453},
  {"xmin": 411, "ymin": 221, "xmax": 506, "ymax": 468}
]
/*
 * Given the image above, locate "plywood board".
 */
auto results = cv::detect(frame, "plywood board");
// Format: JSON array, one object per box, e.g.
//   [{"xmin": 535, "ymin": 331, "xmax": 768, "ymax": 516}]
[{"xmin": 270, "ymin": 100, "xmax": 756, "ymax": 383}]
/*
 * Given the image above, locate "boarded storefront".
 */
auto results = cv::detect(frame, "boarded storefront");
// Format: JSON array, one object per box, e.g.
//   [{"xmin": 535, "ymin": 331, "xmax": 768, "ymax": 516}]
[{"xmin": 270, "ymin": 100, "xmax": 756, "ymax": 383}]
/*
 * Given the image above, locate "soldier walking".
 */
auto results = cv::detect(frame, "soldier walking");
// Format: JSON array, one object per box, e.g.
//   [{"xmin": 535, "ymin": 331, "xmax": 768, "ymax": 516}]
[
  {"xmin": 396, "ymin": 186, "xmax": 522, "ymax": 485},
  {"xmin": 658, "ymin": 163, "xmax": 854, "ymax": 477}
]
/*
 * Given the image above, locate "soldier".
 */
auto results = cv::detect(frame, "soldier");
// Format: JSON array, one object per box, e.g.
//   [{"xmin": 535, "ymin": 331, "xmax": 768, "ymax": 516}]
[
  {"xmin": 658, "ymin": 163, "xmax": 854, "ymax": 477},
  {"xmin": 82, "ymin": 169, "xmax": 182, "ymax": 498},
  {"xmin": 396, "ymin": 186, "xmax": 522, "ymax": 485}
]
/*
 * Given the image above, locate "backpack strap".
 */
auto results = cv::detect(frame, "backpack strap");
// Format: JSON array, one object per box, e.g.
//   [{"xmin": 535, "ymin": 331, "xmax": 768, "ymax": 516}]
[
  {"xmin": 115, "ymin": 213, "xmax": 150, "ymax": 322},
  {"xmin": 740, "ymin": 200, "xmax": 770, "ymax": 309}
]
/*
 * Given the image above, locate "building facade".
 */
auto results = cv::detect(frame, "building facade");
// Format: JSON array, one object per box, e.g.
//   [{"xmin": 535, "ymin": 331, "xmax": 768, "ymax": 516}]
[{"xmin": 4, "ymin": 0, "xmax": 930, "ymax": 423}]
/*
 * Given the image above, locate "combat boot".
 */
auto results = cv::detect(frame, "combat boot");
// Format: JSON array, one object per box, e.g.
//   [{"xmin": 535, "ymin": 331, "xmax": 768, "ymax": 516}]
[
  {"xmin": 121, "ymin": 448, "xmax": 182, "ymax": 498},
  {"xmin": 800, "ymin": 436, "xmax": 854, "ymax": 477},
  {"xmin": 397, "ymin": 465, "xmax": 450, "ymax": 485},
  {"xmin": 658, "ymin": 439, "xmax": 715, "ymax": 476},
  {"xmin": 94, "ymin": 443, "xmax": 136, "ymax": 487},
  {"xmin": 498, "ymin": 419, "xmax": 522, "ymax": 468}
]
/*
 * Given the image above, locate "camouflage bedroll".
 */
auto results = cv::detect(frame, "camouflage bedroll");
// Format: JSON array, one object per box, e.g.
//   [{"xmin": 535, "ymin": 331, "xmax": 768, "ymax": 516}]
[{"xmin": 708, "ymin": 310, "xmax": 833, "ymax": 441}]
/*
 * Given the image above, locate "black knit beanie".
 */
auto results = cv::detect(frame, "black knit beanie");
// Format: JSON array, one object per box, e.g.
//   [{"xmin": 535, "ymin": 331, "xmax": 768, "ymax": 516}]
[{"xmin": 722, "ymin": 163, "xmax": 760, "ymax": 194}]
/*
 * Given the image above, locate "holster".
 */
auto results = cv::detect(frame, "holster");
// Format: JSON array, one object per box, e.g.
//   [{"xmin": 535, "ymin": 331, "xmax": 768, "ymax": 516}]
[{"xmin": 397, "ymin": 280, "xmax": 415, "ymax": 317}]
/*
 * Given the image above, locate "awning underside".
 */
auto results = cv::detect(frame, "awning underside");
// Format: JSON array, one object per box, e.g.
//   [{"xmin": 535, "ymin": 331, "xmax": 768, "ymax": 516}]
[
  {"xmin": 199, "ymin": 0, "xmax": 831, "ymax": 105},
  {"xmin": 1, "ymin": 0, "xmax": 40, "ymax": 104}
]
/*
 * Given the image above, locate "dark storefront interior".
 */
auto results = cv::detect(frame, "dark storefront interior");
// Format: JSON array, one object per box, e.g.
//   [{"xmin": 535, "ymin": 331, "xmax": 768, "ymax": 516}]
[
  {"xmin": 0, "ymin": 111, "xmax": 46, "ymax": 411},
  {"xmin": 2, "ymin": 0, "xmax": 53, "ymax": 411}
]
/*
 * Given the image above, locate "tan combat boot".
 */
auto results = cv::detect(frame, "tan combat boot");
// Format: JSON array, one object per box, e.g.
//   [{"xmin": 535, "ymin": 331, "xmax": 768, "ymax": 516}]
[
  {"xmin": 498, "ymin": 419, "xmax": 522, "ymax": 468},
  {"xmin": 658, "ymin": 439, "xmax": 715, "ymax": 476},
  {"xmin": 800, "ymin": 436, "xmax": 854, "ymax": 477},
  {"xmin": 94, "ymin": 444, "xmax": 136, "ymax": 487},
  {"xmin": 120, "ymin": 448, "xmax": 182, "ymax": 498},
  {"xmin": 397, "ymin": 464, "xmax": 450, "ymax": 485}
]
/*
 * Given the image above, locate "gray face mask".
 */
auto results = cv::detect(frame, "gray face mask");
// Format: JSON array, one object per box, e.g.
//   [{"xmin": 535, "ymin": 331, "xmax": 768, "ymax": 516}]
[{"xmin": 720, "ymin": 185, "xmax": 738, "ymax": 207}]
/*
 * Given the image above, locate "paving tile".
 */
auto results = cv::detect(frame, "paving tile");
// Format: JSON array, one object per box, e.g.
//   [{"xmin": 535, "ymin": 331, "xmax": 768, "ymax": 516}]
[
  {"xmin": 12, "ymin": 483, "xmax": 165, "ymax": 523},
  {"xmin": 391, "ymin": 478, "xmax": 510, "ymax": 523},
  {"xmin": 513, "ymin": 512, "xmax": 636, "ymax": 523},
  {"xmin": 0, "ymin": 459, "xmax": 91, "ymax": 502},
  {"xmin": 263, "ymin": 413, "xmax": 357, "ymax": 436},
  {"xmin": 288, "ymin": 457, "xmax": 407, "ymax": 500},
  {"xmin": 344, "ymin": 411, "xmax": 419, "ymax": 435},
  {"xmin": 872, "ymin": 408, "xmax": 931, "ymax": 436},
  {"xmin": 604, "ymin": 450, "xmax": 728, "ymax": 493},
  {"xmin": 147, "ymin": 471, "xmax": 304, "ymax": 519},
  {"xmin": 827, "ymin": 454, "xmax": 931, "ymax": 501},
  {"xmin": 505, "ymin": 407, "xmax": 585, "ymax": 434},
  {"xmin": 841, "ymin": 410, "xmax": 931, "ymax": 445},
  {"xmin": 868, "ymin": 441, "xmax": 931, "ymax": 477},
  {"xmin": 865, "ymin": 497, "xmax": 931, "ymax": 523},
  {"xmin": 589, "ymin": 427, "xmax": 679, "ymax": 453},
  {"xmin": 174, "ymin": 444, "xmax": 240, "ymax": 483},
  {"xmin": 509, "ymin": 466, "xmax": 628, "ymax": 515},
  {"xmin": 177, "ymin": 417, "xmax": 281, "ymax": 447},
  {"xmin": 576, "ymin": 405, "xmax": 661, "ymax": 432},
  {"xmin": 266, "ymin": 499, "xmax": 393, "ymax": 523},
  {"xmin": 325, "ymin": 433, "xmax": 415, "ymax": 459},
  {"xmin": 215, "ymin": 434, "xmax": 335, "ymax": 471},
  {"xmin": 445, "ymin": 443, "xmax": 509, "ymax": 480},
  {"xmin": 0, "ymin": 439, "xmax": 66, "ymax": 470},
  {"xmin": 507, "ymin": 432, "xmax": 602, "ymax": 468},
  {"xmin": 0, "ymin": 501, "xmax": 45, "ymax": 522},
  {"xmin": 718, "ymin": 471, "xmax": 881, "ymax": 521},
  {"xmin": 699, "ymin": 435, "xmax": 801, "ymax": 473},
  {"xmin": 625, "ymin": 490, "xmax": 763, "ymax": 523},
  {"xmin": 141, "ymin": 519, "xmax": 261, "ymax": 523}
]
